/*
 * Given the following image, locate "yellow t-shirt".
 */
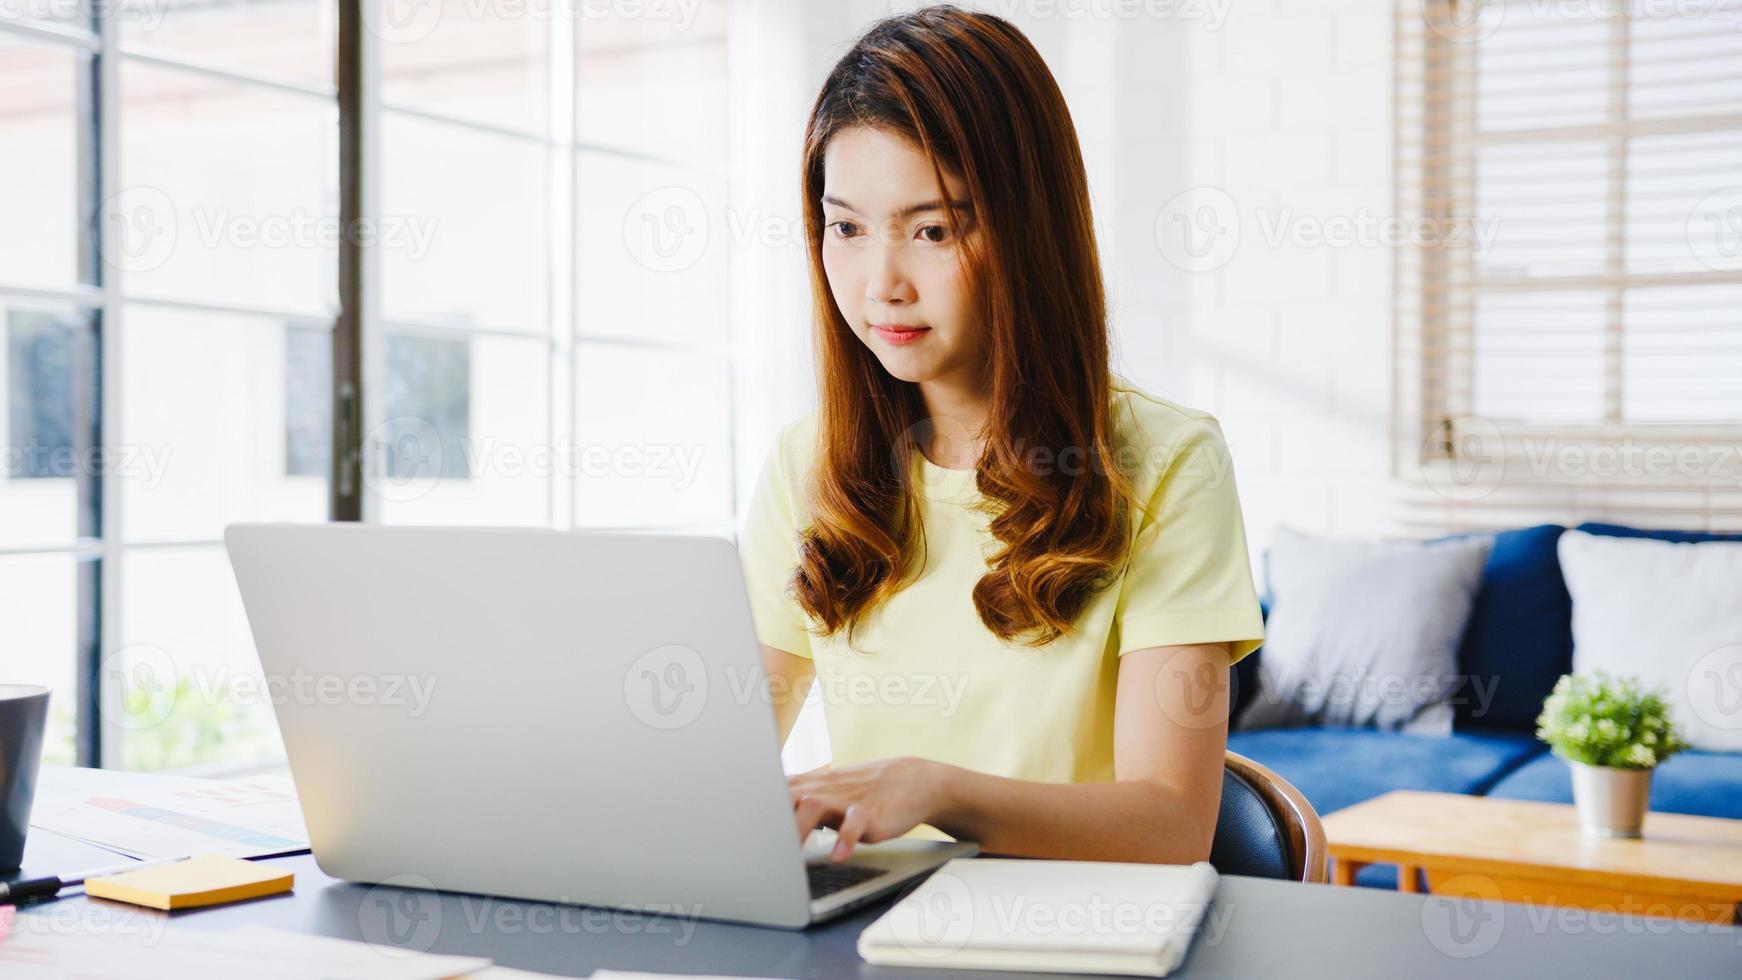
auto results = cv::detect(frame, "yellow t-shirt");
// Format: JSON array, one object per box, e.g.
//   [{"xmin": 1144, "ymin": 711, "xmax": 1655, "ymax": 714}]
[{"xmin": 737, "ymin": 384, "xmax": 1265, "ymax": 808}]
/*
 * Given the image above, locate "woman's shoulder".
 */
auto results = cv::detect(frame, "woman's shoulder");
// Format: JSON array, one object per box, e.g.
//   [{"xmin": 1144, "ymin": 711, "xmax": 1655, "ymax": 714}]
[
  {"xmin": 1109, "ymin": 382, "xmax": 1229, "ymax": 450},
  {"xmin": 1107, "ymin": 382, "xmax": 1233, "ymax": 496}
]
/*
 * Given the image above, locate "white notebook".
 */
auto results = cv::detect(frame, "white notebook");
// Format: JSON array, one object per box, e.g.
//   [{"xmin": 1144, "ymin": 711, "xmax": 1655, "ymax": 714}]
[{"xmin": 857, "ymin": 858, "xmax": 1220, "ymax": 977}]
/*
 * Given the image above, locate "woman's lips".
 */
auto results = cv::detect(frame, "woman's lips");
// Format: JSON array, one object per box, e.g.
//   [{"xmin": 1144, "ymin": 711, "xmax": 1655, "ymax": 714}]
[{"xmin": 872, "ymin": 324, "xmax": 930, "ymax": 345}]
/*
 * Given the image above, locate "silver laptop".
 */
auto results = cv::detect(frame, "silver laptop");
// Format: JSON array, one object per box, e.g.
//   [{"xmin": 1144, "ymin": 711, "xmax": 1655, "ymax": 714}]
[{"xmin": 223, "ymin": 522, "xmax": 976, "ymax": 929}]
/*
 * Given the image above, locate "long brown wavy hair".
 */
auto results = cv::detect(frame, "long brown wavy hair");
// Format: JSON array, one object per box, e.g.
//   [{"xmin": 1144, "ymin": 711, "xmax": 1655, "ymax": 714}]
[{"xmin": 793, "ymin": 6, "xmax": 1136, "ymax": 648}]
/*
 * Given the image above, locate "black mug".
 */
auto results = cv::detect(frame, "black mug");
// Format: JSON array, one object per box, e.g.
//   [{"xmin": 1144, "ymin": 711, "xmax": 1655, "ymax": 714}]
[{"xmin": 0, "ymin": 685, "xmax": 50, "ymax": 873}]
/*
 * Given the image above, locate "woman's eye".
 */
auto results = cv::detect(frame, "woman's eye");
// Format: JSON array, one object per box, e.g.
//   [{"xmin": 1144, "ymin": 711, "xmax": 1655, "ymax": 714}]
[
  {"xmin": 828, "ymin": 220, "xmax": 861, "ymax": 239},
  {"xmin": 917, "ymin": 224, "xmax": 952, "ymax": 244}
]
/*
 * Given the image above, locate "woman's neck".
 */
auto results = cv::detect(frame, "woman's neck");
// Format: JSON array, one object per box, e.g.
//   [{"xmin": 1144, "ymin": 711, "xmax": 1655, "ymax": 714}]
[{"xmin": 916, "ymin": 375, "xmax": 992, "ymax": 470}]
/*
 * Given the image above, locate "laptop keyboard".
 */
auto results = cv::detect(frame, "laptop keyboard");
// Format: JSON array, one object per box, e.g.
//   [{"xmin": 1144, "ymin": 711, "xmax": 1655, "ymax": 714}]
[{"xmin": 807, "ymin": 862, "xmax": 887, "ymax": 898}]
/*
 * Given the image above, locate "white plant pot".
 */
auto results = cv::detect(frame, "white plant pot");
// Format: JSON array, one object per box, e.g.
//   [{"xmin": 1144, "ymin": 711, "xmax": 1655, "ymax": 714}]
[{"xmin": 1567, "ymin": 760, "xmax": 1652, "ymax": 838}]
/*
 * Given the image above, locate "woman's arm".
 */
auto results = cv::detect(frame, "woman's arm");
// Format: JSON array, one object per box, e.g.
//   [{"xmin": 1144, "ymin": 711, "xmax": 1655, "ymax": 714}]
[
  {"xmin": 761, "ymin": 643, "xmax": 816, "ymax": 747},
  {"xmin": 789, "ymin": 641, "xmax": 1230, "ymax": 864}
]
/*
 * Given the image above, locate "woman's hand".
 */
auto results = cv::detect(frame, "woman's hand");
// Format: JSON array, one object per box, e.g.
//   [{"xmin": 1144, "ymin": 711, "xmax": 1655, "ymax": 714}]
[{"xmin": 788, "ymin": 757, "xmax": 953, "ymax": 862}]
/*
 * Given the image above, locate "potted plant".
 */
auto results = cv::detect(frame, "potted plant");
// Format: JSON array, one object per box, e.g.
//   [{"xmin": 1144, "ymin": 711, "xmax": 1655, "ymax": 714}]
[{"xmin": 1535, "ymin": 671, "xmax": 1689, "ymax": 838}]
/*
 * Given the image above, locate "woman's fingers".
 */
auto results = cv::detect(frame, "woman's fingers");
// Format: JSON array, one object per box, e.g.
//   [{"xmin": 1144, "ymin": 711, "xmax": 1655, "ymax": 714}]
[
  {"xmin": 832, "ymin": 804, "xmax": 870, "ymax": 862},
  {"xmin": 792, "ymin": 794, "xmax": 843, "ymax": 844}
]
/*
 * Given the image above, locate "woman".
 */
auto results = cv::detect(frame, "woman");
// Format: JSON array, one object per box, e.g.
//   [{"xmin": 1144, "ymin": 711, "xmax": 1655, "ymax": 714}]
[{"xmin": 740, "ymin": 6, "xmax": 1265, "ymax": 867}]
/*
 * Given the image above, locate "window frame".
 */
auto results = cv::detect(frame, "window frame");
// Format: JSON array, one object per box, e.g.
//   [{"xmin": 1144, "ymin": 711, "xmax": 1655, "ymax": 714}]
[
  {"xmin": 0, "ymin": 0, "xmax": 739, "ymax": 770},
  {"xmin": 1394, "ymin": 0, "xmax": 1742, "ymax": 528}
]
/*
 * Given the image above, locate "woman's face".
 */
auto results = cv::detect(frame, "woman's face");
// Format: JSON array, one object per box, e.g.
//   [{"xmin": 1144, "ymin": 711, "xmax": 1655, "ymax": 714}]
[{"xmin": 819, "ymin": 126, "xmax": 983, "ymax": 389}]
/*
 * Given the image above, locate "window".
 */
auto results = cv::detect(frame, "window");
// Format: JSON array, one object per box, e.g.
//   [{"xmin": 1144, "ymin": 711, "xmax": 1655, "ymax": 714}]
[
  {"xmin": 2, "ymin": 0, "xmax": 338, "ymax": 771},
  {"xmin": 284, "ymin": 324, "xmax": 331, "ymax": 478},
  {"xmin": 7, "ymin": 311, "xmax": 76, "ymax": 479},
  {"xmin": 1396, "ymin": 0, "xmax": 1742, "ymax": 529},
  {"xmin": 382, "ymin": 333, "xmax": 470, "ymax": 482},
  {"xmin": 367, "ymin": 2, "xmax": 737, "ymax": 532},
  {"xmin": 3, "ymin": 1, "xmax": 740, "ymax": 771}
]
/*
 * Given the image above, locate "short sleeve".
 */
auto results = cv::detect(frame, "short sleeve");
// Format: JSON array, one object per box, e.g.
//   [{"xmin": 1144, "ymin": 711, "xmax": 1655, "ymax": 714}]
[
  {"xmin": 737, "ymin": 421, "xmax": 815, "ymax": 659},
  {"xmin": 1114, "ymin": 417, "xmax": 1266, "ymax": 664}
]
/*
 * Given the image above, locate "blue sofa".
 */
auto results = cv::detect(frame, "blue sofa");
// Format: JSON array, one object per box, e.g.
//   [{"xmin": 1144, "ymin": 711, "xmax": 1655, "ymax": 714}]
[{"xmin": 1225, "ymin": 522, "xmax": 1742, "ymax": 889}]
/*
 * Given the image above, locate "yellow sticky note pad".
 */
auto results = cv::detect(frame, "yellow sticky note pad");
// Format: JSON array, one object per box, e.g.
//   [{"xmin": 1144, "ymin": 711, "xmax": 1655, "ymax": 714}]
[{"xmin": 85, "ymin": 854, "xmax": 294, "ymax": 910}]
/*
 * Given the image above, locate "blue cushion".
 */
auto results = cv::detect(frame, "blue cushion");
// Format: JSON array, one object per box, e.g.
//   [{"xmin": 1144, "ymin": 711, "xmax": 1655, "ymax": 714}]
[
  {"xmin": 1576, "ymin": 522, "xmax": 1742, "ymax": 544},
  {"xmin": 1451, "ymin": 524, "xmax": 1572, "ymax": 733},
  {"xmin": 1486, "ymin": 750, "xmax": 1742, "ymax": 819},
  {"xmin": 1226, "ymin": 728, "xmax": 1547, "ymax": 817}
]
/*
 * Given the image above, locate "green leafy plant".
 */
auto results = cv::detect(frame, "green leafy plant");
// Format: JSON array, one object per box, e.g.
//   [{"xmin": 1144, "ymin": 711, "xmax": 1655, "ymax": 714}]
[
  {"xmin": 121, "ymin": 676, "xmax": 277, "ymax": 773},
  {"xmin": 1536, "ymin": 671, "xmax": 1688, "ymax": 770}
]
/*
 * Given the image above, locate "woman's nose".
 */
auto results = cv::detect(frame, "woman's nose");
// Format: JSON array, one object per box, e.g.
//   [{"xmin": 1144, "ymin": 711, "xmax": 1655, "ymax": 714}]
[{"xmin": 865, "ymin": 240, "xmax": 916, "ymax": 306}]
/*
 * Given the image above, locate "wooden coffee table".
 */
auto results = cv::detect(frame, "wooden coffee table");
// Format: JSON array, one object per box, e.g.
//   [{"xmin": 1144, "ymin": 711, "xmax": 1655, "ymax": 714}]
[{"xmin": 1321, "ymin": 790, "xmax": 1742, "ymax": 924}]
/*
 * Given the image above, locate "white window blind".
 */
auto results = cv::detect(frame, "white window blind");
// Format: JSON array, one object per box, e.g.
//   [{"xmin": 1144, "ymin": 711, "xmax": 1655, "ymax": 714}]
[{"xmin": 1395, "ymin": 0, "xmax": 1742, "ymax": 531}]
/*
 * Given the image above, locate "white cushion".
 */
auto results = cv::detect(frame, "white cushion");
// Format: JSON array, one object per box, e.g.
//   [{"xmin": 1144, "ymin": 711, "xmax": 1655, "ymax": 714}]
[
  {"xmin": 1558, "ymin": 529, "xmax": 1742, "ymax": 753},
  {"xmin": 1236, "ymin": 528, "xmax": 1492, "ymax": 735}
]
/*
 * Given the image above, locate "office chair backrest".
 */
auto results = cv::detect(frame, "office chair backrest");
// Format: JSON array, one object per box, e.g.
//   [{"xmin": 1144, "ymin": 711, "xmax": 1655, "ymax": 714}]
[{"xmin": 1209, "ymin": 750, "xmax": 1327, "ymax": 883}]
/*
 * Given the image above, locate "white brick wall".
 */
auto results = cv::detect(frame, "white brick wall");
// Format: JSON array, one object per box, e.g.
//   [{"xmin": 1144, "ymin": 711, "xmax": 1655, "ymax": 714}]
[{"xmin": 1083, "ymin": 2, "xmax": 1403, "ymax": 571}]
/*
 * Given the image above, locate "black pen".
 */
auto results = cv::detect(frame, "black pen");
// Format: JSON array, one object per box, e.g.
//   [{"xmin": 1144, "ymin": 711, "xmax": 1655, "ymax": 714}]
[
  {"xmin": 0, "ymin": 875, "xmax": 67, "ymax": 904},
  {"xmin": 0, "ymin": 855, "xmax": 188, "ymax": 904}
]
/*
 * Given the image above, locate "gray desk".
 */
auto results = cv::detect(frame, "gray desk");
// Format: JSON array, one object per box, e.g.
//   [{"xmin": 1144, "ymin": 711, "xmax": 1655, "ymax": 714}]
[{"xmin": 16, "ymin": 851, "xmax": 1742, "ymax": 977}]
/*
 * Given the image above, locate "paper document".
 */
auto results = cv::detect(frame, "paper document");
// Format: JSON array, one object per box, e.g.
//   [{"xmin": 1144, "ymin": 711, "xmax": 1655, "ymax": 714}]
[
  {"xmin": 0, "ymin": 923, "xmax": 488, "ymax": 979},
  {"xmin": 29, "ymin": 767, "xmax": 308, "ymax": 861}
]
